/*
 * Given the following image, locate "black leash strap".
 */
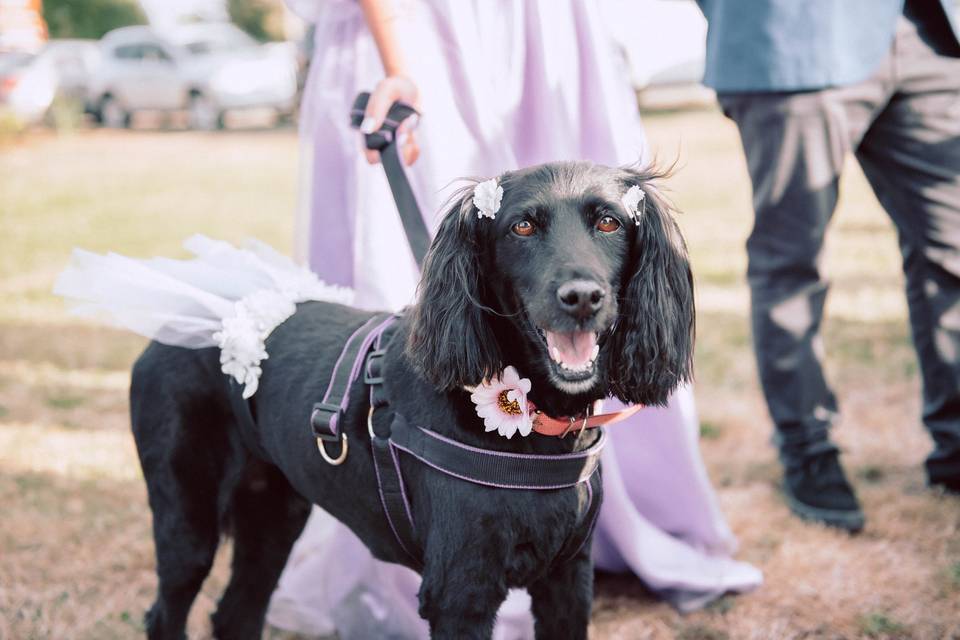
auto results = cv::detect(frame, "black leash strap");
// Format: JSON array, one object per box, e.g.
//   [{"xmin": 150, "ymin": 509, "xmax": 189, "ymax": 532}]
[{"xmin": 350, "ymin": 92, "xmax": 431, "ymax": 268}]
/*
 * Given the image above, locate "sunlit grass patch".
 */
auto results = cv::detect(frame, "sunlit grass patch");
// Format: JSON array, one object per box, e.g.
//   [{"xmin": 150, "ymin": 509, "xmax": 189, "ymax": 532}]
[
  {"xmin": 0, "ymin": 322, "xmax": 146, "ymax": 371},
  {"xmin": 2, "ymin": 359, "xmax": 130, "ymax": 392},
  {"xmin": 0, "ymin": 421, "xmax": 141, "ymax": 482}
]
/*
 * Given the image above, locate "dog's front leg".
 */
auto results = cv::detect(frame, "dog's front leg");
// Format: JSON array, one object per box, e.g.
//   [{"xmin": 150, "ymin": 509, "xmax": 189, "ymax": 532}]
[
  {"xmin": 417, "ymin": 549, "xmax": 508, "ymax": 639},
  {"xmin": 528, "ymin": 549, "xmax": 593, "ymax": 640}
]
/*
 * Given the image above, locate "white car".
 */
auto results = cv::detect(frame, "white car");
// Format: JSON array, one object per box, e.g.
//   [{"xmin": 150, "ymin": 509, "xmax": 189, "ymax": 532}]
[{"xmin": 88, "ymin": 23, "xmax": 297, "ymax": 129}]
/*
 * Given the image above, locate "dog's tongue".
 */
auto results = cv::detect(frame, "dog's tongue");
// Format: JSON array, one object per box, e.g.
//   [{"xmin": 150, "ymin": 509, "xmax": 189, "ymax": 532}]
[{"xmin": 545, "ymin": 330, "xmax": 598, "ymax": 368}]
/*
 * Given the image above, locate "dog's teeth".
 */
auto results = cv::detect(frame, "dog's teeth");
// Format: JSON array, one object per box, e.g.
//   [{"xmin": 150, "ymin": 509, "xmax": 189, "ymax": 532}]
[
  {"xmin": 590, "ymin": 345, "xmax": 600, "ymax": 360},
  {"xmin": 550, "ymin": 346, "xmax": 562, "ymax": 363}
]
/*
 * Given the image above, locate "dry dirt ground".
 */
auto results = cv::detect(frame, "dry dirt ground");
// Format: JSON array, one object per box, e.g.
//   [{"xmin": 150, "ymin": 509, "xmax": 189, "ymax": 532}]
[{"xmin": 1, "ymin": 111, "xmax": 958, "ymax": 639}]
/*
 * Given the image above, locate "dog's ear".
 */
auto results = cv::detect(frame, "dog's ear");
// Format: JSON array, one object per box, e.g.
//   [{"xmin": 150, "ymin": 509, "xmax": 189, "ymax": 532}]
[
  {"xmin": 607, "ymin": 169, "xmax": 695, "ymax": 406},
  {"xmin": 406, "ymin": 184, "xmax": 502, "ymax": 390}
]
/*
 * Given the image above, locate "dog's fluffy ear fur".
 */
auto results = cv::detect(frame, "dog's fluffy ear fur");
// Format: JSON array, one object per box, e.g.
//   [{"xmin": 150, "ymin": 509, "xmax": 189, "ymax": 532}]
[
  {"xmin": 406, "ymin": 184, "xmax": 502, "ymax": 390},
  {"xmin": 607, "ymin": 167, "xmax": 695, "ymax": 406}
]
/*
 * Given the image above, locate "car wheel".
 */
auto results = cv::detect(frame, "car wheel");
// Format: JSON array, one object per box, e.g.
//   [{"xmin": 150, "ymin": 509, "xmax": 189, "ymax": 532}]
[
  {"xmin": 188, "ymin": 93, "xmax": 223, "ymax": 131},
  {"xmin": 100, "ymin": 96, "xmax": 130, "ymax": 129}
]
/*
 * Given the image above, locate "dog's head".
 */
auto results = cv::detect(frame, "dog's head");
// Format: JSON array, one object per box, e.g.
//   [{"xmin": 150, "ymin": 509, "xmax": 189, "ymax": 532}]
[{"xmin": 406, "ymin": 161, "xmax": 694, "ymax": 407}]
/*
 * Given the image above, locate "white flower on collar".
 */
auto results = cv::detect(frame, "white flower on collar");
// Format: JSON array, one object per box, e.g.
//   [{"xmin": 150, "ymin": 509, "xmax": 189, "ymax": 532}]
[
  {"xmin": 621, "ymin": 185, "xmax": 645, "ymax": 225},
  {"xmin": 469, "ymin": 365, "xmax": 533, "ymax": 439},
  {"xmin": 473, "ymin": 177, "xmax": 503, "ymax": 220}
]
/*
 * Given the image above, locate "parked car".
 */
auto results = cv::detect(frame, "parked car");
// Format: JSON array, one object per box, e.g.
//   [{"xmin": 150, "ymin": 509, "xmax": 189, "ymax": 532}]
[
  {"xmin": 0, "ymin": 49, "xmax": 57, "ymax": 124},
  {"xmin": 87, "ymin": 23, "xmax": 297, "ymax": 129}
]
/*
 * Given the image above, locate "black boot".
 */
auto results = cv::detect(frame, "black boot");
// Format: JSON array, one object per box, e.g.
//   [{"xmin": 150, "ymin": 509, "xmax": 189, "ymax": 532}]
[
  {"xmin": 781, "ymin": 443, "xmax": 864, "ymax": 532},
  {"xmin": 926, "ymin": 446, "xmax": 960, "ymax": 495}
]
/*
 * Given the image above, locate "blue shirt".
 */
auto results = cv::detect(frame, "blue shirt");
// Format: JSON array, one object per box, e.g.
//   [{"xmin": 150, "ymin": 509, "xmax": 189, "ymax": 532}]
[{"xmin": 696, "ymin": 0, "xmax": 960, "ymax": 92}]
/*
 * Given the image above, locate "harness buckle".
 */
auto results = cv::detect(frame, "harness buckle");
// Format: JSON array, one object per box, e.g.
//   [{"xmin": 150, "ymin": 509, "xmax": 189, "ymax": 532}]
[
  {"xmin": 364, "ymin": 349, "xmax": 388, "ymax": 385},
  {"xmin": 311, "ymin": 402, "xmax": 344, "ymax": 443}
]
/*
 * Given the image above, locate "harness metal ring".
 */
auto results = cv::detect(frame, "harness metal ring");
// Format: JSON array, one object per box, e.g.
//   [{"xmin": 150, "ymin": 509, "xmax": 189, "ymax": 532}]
[
  {"xmin": 317, "ymin": 433, "xmax": 349, "ymax": 466},
  {"xmin": 367, "ymin": 406, "xmax": 376, "ymax": 438},
  {"xmin": 560, "ymin": 408, "xmax": 590, "ymax": 438}
]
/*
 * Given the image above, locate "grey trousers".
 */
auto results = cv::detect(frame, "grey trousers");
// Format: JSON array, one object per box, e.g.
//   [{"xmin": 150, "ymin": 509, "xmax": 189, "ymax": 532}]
[{"xmin": 719, "ymin": 6, "xmax": 960, "ymax": 480}]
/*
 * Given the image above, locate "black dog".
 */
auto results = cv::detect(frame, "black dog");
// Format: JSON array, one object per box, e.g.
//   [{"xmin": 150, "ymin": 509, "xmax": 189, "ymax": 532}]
[{"xmin": 130, "ymin": 161, "xmax": 694, "ymax": 639}]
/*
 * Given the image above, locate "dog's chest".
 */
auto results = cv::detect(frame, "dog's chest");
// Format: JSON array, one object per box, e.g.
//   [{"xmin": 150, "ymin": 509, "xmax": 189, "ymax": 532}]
[{"xmin": 446, "ymin": 480, "xmax": 596, "ymax": 587}]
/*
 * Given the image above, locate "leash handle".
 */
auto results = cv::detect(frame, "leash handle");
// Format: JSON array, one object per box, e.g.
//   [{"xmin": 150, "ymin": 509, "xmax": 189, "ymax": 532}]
[
  {"xmin": 350, "ymin": 92, "xmax": 430, "ymax": 269},
  {"xmin": 349, "ymin": 92, "xmax": 419, "ymax": 151}
]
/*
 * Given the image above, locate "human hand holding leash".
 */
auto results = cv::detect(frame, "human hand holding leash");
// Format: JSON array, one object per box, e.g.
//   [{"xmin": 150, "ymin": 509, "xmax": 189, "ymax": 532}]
[{"xmin": 360, "ymin": 76, "xmax": 420, "ymax": 166}]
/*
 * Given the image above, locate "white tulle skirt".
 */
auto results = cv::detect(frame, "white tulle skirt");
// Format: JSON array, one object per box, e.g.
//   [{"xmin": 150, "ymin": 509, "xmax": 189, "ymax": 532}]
[{"xmin": 54, "ymin": 235, "xmax": 353, "ymax": 397}]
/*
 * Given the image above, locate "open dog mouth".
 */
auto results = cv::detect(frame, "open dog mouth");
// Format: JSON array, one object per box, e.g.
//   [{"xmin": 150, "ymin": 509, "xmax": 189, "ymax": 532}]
[{"xmin": 535, "ymin": 328, "xmax": 600, "ymax": 381}]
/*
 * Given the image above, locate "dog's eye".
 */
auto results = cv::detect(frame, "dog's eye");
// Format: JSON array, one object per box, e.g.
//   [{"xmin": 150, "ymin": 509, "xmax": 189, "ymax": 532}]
[
  {"xmin": 596, "ymin": 216, "xmax": 621, "ymax": 233},
  {"xmin": 511, "ymin": 220, "xmax": 536, "ymax": 237}
]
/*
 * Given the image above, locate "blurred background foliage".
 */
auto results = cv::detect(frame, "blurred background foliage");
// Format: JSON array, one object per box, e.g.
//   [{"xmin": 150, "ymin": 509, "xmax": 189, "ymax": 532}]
[
  {"xmin": 227, "ymin": 0, "xmax": 286, "ymax": 41},
  {"xmin": 42, "ymin": 0, "xmax": 146, "ymax": 40},
  {"xmin": 40, "ymin": 0, "xmax": 286, "ymax": 42}
]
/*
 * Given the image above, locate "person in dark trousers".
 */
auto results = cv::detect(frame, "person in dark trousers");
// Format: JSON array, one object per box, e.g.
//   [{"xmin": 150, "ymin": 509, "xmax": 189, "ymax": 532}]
[{"xmin": 696, "ymin": 0, "xmax": 960, "ymax": 531}]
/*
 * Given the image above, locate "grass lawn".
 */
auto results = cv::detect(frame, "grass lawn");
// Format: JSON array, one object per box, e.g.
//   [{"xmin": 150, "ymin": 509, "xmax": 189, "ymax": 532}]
[{"xmin": 1, "ymin": 112, "xmax": 958, "ymax": 639}]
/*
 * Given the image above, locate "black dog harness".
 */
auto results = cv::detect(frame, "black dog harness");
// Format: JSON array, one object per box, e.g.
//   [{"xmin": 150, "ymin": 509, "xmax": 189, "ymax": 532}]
[{"xmin": 309, "ymin": 313, "xmax": 606, "ymax": 567}]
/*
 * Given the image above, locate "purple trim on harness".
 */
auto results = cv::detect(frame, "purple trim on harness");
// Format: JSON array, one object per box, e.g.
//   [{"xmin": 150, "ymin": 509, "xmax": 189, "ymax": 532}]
[
  {"xmin": 388, "ymin": 439, "xmax": 600, "ymax": 491},
  {"xmin": 371, "ymin": 438, "xmax": 417, "ymax": 562},
  {"xmin": 329, "ymin": 411, "xmax": 339, "ymax": 437},
  {"xmin": 321, "ymin": 316, "xmax": 379, "ymax": 405},
  {"xmin": 348, "ymin": 315, "xmax": 396, "ymax": 384},
  {"xmin": 369, "ymin": 334, "xmax": 384, "ymax": 407},
  {"xmin": 389, "ymin": 442, "xmax": 416, "ymax": 530},
  {"xmin": 416, "ymin": 426, "xmax": 606, "ymax": 462}
]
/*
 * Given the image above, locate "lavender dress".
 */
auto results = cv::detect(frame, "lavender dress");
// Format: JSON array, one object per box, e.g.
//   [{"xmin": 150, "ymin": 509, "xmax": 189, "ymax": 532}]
[{"xmin": 269, "ymin": 1, "xmax": 761, "ymax": 637}]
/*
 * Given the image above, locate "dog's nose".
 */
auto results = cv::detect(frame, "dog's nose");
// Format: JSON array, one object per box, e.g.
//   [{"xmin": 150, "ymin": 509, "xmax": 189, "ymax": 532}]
[{"xmin": 556, "ymin": 280, "xmax": 605, "ymax": 318}]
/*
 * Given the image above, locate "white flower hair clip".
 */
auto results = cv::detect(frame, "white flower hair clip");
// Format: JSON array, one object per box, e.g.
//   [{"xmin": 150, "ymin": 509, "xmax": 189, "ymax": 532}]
[
  {"xmin": 468, "ymin": 366, "xmax": 533, "ymax": 439},
  {"xmin": 621, "ymin": 185, "xmax": 645, "ymax": 225},
  {"xmin": 473, "ymin": 177, "xmax": 503, "ymax": 220}
]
